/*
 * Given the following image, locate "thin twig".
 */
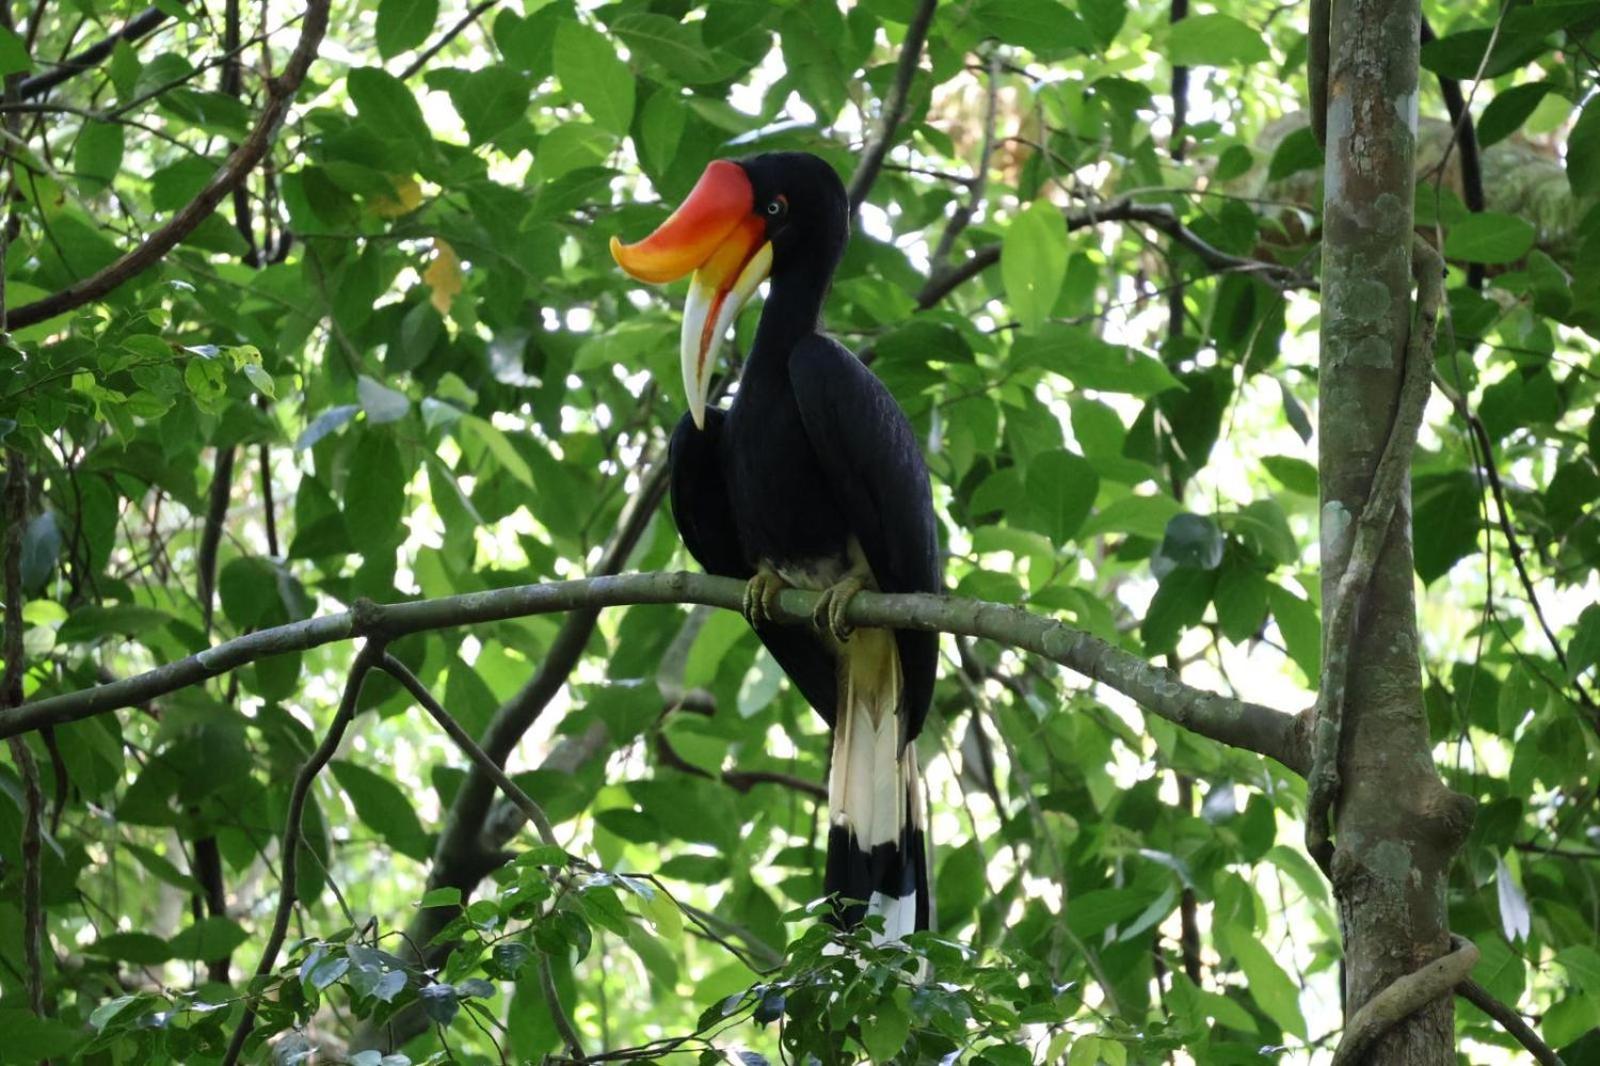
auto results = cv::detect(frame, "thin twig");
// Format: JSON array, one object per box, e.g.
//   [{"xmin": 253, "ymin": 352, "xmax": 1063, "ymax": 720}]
[
  {"xmin": 397, "ymin": 0, "xmax": 498, "ymax": 81},
  {"xmin": 846, "ymin": 0, "xmax": 937, "ymax": 214},
  {"xmin": 930, "ymin": 47, "xmax": 999, "ymax": 264},
  {"xmin": 197, "ymin": 446, "xmax": 236, "ymax": 634},
  {"xmin": 1432, "ymin": 375, "xmax": 1599, "ymax": 727},
  {"xmin": 1305, "ymin": 237, "xmax": 1444, "ymax": 873},
  {"xmin": 1457, "ymin": 979, "xmax": 1565, "ymax": 1066},
  {"xmin": 219, "ymin": 640, "xmax": 386, "ymax": 1066},
  {"xmin": 915, "ymin": 196, "xmax": 1314, "ymax": 309},
  {"xmin": 378, "ymin": 652, "xmax": 562, "ymax": 849},
  {"xmin": 541, "ymin": 954, "xmax": 586, "ymax": 1061}
]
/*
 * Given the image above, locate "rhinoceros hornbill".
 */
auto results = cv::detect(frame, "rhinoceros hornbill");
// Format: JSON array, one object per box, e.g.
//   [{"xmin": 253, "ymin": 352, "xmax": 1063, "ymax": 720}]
[{"xmin": 611, "ymin": 153, "xmax": 940, "ymax": 938}]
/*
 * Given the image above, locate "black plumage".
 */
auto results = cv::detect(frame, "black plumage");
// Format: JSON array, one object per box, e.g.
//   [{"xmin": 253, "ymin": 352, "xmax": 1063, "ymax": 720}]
[{"xmin": 642, "ymin": 152, "xmax": 942, "ymax": 935}]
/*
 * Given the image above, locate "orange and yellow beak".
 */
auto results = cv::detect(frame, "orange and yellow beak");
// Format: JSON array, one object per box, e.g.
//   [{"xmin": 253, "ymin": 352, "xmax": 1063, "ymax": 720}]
[{"xmin": 611, "ymin": 160, "xmax": 772, "ymax": 428}]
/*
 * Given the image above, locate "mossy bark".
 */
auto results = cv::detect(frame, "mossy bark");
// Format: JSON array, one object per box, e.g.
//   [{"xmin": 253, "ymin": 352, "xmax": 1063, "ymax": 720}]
[{"xmin": 1319, "ymin": 1, "xmax": 1473, "ymax": 1061}]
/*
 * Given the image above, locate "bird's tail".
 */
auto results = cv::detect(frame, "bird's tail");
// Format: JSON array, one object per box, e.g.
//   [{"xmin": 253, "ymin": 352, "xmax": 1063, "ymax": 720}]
[{"xmin": 825, "ymin": 628, "xmax": 931, "ymax": 940}]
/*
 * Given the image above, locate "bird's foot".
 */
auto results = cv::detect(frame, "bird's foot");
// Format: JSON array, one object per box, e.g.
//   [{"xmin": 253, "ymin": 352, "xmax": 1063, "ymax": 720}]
[
  {"xmin": 812, "ymin": 576, "xmax": 865, "ymax": 644},
  {"xmin": 743, "ymin": 568, "xmax": 788, "ymax": 627}
]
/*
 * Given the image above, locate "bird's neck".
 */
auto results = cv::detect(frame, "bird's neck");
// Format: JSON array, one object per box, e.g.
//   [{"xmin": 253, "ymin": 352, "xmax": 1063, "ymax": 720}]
[{"xmin": 750, "ymin": 258, "xmax": 833, "ymax": 368}]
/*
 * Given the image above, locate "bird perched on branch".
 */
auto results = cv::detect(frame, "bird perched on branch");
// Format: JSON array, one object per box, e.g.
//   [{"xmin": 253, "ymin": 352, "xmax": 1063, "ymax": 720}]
[{"xmin": 612, "ymin": 152, "xmax": 940, "ymax": 939}]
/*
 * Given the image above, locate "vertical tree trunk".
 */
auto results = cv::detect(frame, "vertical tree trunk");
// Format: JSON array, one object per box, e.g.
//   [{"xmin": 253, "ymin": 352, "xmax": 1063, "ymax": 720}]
[{"xmin": 1319, "ymin": 1, "xmax": 1474, "ymax": 1062}]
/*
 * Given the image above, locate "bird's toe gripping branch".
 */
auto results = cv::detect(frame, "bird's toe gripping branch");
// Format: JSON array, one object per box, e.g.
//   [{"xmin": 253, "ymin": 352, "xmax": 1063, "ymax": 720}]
[
  {"xmin": 813, "ymin": 576, "xmax": 866, "ymax": 644},
  {"xmin": 742, "ymin": 568, "xmax": 789, "ymax": 627}
]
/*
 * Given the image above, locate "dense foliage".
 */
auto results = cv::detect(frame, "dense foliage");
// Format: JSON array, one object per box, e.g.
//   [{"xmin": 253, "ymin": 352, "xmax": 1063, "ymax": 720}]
[{"xmin": 0, "ymin": 0, "xmax": 1596, "ymax": 1062}]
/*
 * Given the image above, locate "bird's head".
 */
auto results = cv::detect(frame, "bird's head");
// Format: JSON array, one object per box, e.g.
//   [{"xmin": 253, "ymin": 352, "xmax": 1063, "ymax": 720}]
[{"xmin": 611, "ymin": 152, "xmax": 848, "ymax": 428}]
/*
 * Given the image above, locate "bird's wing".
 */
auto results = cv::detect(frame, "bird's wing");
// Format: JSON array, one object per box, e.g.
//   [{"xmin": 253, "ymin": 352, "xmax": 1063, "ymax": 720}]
[
  {"xmin": 788, "ymin": 334, "xmax": 942, "ymax": 740},
  {"xmin": 669, "ymin": 409, "xmax": 749, "ymax": 579},
  {"xmin": 668, "ymin": 409, "xmax": 840, "ymax": 724}
]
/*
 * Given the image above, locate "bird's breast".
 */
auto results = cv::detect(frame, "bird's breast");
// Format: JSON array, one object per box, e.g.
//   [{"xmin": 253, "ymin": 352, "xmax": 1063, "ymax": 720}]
[{"xmin": 723, "ymin": 373, "xmax": 851, "ymax": 572}]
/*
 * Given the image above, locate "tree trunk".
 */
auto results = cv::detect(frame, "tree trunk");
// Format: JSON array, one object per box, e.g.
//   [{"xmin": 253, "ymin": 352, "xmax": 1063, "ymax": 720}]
[{"xmin": 1319, "ymin": 1, "xmax": 1475, "ymax": 1061}]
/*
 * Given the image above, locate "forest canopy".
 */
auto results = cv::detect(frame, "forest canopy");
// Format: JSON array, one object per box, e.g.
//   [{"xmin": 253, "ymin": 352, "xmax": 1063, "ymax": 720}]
[{"xmin": 0, "ymin": 0, "xmax": 1597, "ymax": 1064}]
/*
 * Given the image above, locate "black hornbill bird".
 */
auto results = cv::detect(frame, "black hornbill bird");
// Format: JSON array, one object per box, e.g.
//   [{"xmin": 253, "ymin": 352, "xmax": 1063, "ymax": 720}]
[{"xmin": 612, "ymin": 153, "xmax": 940, "ymax": 938}]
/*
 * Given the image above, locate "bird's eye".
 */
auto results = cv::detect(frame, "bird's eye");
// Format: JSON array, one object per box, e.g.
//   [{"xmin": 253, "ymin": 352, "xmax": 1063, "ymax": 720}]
[{"xmin": 766, "ymin": 196, "xmax": 788, "ymax": 217}]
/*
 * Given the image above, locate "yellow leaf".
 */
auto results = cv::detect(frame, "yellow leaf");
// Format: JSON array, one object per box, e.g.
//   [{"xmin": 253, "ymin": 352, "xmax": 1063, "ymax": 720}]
[
  {"xmin": 424, "ymin": 240, "xmax": 462, "ymax": 315},
  {"xmin": 369, "ymin": 175, "xmax": 423, "ymax": 218}
]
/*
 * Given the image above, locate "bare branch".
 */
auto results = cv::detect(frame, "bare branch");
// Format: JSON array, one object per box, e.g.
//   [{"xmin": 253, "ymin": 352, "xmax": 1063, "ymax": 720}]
[
  {"xmin": 397, "ymin": 0, "xmax": 498, "ymax": 81},
  {"xmin": 846, "ymin": 0, "xmax": 937, "ymax": 214},
  {"xmin": 6, "ymin": 0, "xmax": 328, "ymax": 329},
  {"xmin": 220, "ymin": 640, "xmax": 386, "ymax": 1066},
  {"xmin": 8, "ymin": 570, "xmax": 1308, "ymax": 772},
  {"xmin": 379, "ymin": 652, "xmax": 562, "ymax": 850},
  {"xmin": 914, "ymin": 197, "xmax": 1314, "ymax": 310},
  {"xmin": 1457, "ymin": 978, "xmax": 1566, "ymax": 1066},
  {"xmin": 17, "ymin": 5, "xmax": 168, "ymax": 100}
]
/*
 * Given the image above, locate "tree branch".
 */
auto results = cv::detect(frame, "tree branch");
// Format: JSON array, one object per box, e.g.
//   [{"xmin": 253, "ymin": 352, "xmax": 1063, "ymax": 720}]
[
  {"xmin": 16, "ymin": 5, "xmax": 168, "ymax": 100},
  {"xmin": 220, "ymin": 640, "xmax": 386, "ymax": 1066},
  {"xmin": 2, "ymin": 450, "xmax": 44, "ymax": 1019},
  {"xmin": 1306, "ymin": 238, "xmax": 1443, "ymax": 873},
  {"xmin": 6, "ymin": 0, "xmax": 328, "ymax": 328},
  {"xmin": 914, "ymin": 197, "xmax": 1315, "ymax": 309},
  {"xmin": 397, "ymin": 0, "xmax": 498, "ymax": 81},
  {"xmin": 378, "ymin": 651, "xmax": 561, "ymax": 850},
  {"xmin": 1331, "ymin": 936, "xmax": 1478, "ymax": 1065},
  {"xmin": 846, "ymin": 0, "xmax": 937, "ymax": 215},
  {"xmin": 1457, "ymin": 978, "xmax": 1566, "ymax": 1066},
  {"xmin": 9, "ymin": 571, "xmax": 1308, "ymax": 771}
]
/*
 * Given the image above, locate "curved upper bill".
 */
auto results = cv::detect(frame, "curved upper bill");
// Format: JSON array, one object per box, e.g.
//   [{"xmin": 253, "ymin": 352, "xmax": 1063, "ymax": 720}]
[{"xmin": 610, "ymin": 160, "xmax": 772, "ymax": 428}]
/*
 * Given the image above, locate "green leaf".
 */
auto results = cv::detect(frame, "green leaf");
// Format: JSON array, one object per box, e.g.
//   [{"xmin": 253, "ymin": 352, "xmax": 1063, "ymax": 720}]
[
  {"xmin": 331, "ymin": 760, "xmax": 432, "ymax": 861},
  {"xmin": 0, "ymin": 1011, "xmax": 83, "ymax": 1060},
  {"xmin": 450, "ymin": 65, "xmax": 531, "ymax": 145},
  {"xmin": 1167, "ymin": 14, "xmax": 1270, "ymax": 66},
  {"xmin": 344, "ymin": 431, "xmax": 408, "ymax": 540},
  {"xmin": 936, "ymin": 839, "xmax": 986, "ymax": 931},
  {"xmin": 1155, "ymin": 513, "xmax": 1224, "ymax": 571},
  {"xmin": 1267, "ymin": 583, "xmax": 1320, "ymax": 685},
  {"xmin": 376, "ymin": 0, "xmax": 438, "ymax": 58},
  {"xmin": 1570, "ymin": 97, "xmax": 1600, "ymax": 200},
  {"xmin": 84, "ymin": 932, "xmax": 172, "ymax": 964},
  {"xmin": 973, "ymin": 0, "xmax": 1093, "ymax": 55},
  {"xmin": 75, "ymin": 122, "xmax": 125, "ymax": 189},
  {"xmin": 1078, "ymin": 493, "xmax": 1183, "ymax": 540},
  {"xmin": 57, "ymin": 604, "xmax": 171, "ymax": 644},
  {"xmin": 359, "ymin": 374, "xmax": 411, "ymax": 424},
  {"xmin": 0, "ymin": 26, "xmax": 32, "ymax": 76},
  {"xmin": 1479, "ymin": 82, "xmax": 1558, "ymax": 149},
  {"xmin": 1015, "ymin": 325, "xmax": 1182, "ymax": 396},
  {"xmin": 1569, "ymin": 605, "xmax": 1600, "ymax": 680},
  {"xmin": 1002, "ymin": 199, "xmax": 1068, "ymax": 333},
  {"xmin": 554, "ymin": 20, "xmax": 635, "ymax": 135},
  {"xmin": 1218, "ymin": 924, "xmax": 1306, "ymax": 1038},
  {"xmin": 1021, "ymin": 449, "xmax": 1098, "ymax": 544},
  {"xmin": 1261, "ymin": 455, "xmax": 1318, "ymax": 496},
  {"xmin": 1444, "ymin": 212, "xmax": 1536, "ymax": 264},
  {"xmin": 419, "ymin": 887, "xmax": 462, "ymax": 908},
  {"xmin": 348, "ymin": 66, "xmax": 431, "ymax": 147},
  {"xmin": 1267, "ymin": 126, "xmax": 1323, "ymax": 181},
  {"xmin": 859, "ymin": 995, "xmax": 911, "ymax": 1063},
  {"xmin": 167, "ymin": 916, "xmax": 249, "ymax": 960}
]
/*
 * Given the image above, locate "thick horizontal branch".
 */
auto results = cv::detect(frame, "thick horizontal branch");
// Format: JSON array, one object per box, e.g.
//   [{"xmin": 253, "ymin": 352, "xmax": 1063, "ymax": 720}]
[
  {"xmin": 6, "ymin": 0, "xmax": 328, "ymax": 328},
  {"xmin": 9, "ymin": 572, "xmax": 1307, "ymax": 772}
]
